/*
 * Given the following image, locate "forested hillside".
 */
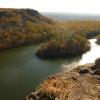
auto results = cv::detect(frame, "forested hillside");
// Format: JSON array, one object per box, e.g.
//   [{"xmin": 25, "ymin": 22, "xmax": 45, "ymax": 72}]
[{"xmin": 0, "ymin": 8, "xmax": 52, "ymax": 49}]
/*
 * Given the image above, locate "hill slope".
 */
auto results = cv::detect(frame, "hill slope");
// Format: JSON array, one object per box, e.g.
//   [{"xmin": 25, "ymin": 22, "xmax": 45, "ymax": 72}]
[
  {"xmin": 0, "ymin": 8, "xmax": 52, "ymax": 49},
  {"xmin": 0, "ymin": 8, "xmax": 52, "ymax": 25}
]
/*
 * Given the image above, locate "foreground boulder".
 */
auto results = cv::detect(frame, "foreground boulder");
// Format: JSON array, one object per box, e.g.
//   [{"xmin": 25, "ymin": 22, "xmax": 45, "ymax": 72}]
[
  {"xmin": 95, "ymin": 57, "xmax": 100, "ymax": 67},
  {"xmin": 91, "ymin": 57, "xmax": 100, "ymax": 70}
]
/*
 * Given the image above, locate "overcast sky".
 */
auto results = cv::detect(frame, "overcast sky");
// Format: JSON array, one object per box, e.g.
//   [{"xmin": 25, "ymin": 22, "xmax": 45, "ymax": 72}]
[{"xmin": 0, "ymin": 0, "xmax": 100, "ymax": 14}]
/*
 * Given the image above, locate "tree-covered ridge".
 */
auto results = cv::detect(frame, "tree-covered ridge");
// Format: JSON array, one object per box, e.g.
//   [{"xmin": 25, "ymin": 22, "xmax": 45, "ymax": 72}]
[
  {"xmin": 0, "ymin": 8, "xmax": 52, "ymax": 24},
  {"xmin": 54, "ymin": 21, "xmax": 100, "ymax": 38},
  {"xmin": 0, "ymin": 8, "xmax": 100, "ymax": 51},
  {"xmin": 0, "ymin": 8, "xmax": 53, "ymax": 49}
]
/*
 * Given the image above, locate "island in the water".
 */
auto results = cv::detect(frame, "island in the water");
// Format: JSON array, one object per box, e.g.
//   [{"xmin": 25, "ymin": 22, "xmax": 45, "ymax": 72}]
[{"xmin": 0, "ymin": 8, "xmax": 100, "ymax": 100}]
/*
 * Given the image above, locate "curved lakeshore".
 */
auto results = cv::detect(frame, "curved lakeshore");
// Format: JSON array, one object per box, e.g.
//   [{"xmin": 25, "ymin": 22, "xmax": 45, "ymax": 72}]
[{"xmin": 0, "ymin": 39, "xmax": 99, "ymax": 100}]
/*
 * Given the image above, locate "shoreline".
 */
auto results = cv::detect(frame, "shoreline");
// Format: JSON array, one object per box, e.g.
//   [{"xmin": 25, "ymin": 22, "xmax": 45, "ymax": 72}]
[{"xmin": 25, "ymin": 58, "xmax": 100, "ymax": 100}]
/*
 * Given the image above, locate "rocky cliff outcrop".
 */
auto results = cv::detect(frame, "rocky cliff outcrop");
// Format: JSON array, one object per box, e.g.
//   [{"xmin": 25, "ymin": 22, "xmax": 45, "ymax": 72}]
[{"xmin": 25, "ymin": 58, "xmax": 100, "ymax": 100}]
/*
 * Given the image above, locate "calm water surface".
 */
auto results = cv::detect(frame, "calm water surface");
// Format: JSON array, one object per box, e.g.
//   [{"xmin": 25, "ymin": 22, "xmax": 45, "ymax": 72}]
[
  {"xmin": 80, "ymin": 39, "xmax": 100, "ymax": 64},
  {"xmin": 0, "ymin": 39, "xmax": 99, "ymax": 100}
]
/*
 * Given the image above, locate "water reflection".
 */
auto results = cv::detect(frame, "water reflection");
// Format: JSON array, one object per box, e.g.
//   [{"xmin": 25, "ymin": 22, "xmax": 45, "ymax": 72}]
[
  {"xmin": 62, "ymin": 39, "xmax": 100, "ymax": 70},
  {"xmin": 62, "ymin": 56, "xmax": 81, "ymax": 70},
  {"xmin": 80, "ymin": 39, "xmax": 100, "ymax": 64}
]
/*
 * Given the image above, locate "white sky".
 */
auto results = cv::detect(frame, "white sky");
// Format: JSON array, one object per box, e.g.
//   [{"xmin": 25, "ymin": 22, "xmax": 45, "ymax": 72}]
[{"xmin": 0, "ymin": 0, "xmax": 100, "ymax": 14}]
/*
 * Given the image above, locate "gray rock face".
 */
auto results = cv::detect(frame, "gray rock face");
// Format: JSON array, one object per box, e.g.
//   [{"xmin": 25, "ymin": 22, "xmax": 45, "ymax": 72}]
[
  {"xmin": 91, "ymin": 58, "xmax": 100, "ymax": 70},
  {"xmin": 79, "ymin": 68, "xmax": 93, "ymax": 74},
  {"xmin": 94, "ymin": 69, "xmax": 100, "ymax": 75},
  {"xmin": 95, "ymin": 58, "xmax": 100, "ymax": 67}
]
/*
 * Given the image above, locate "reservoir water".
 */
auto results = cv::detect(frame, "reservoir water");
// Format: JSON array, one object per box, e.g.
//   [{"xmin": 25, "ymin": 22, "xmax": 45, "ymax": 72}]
[
  {"xmin": 80, "ymin": 39, "xmax": 100, "ymax": 64},
  {"xmin": 0, "ymin": 39, "xmax": 99, "ymax": 100}
]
